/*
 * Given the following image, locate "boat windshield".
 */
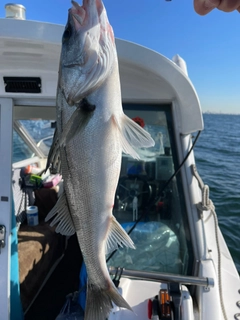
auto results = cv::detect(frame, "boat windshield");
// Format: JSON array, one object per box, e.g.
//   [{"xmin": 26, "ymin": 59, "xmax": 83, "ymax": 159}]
[
  {"xmin": 12, "ymin": 105, "xmax": 193, "ymax": 276},
  {"xmin": 108, "ymin": 104, "xmax": 194, "ymax": 276}
]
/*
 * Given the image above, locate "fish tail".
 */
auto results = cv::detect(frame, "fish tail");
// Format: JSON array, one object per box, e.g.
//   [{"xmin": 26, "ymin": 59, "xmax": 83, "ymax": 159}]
[{"xmin": 84, "ymin": 282, "xmax": 132, "ymax": 320}]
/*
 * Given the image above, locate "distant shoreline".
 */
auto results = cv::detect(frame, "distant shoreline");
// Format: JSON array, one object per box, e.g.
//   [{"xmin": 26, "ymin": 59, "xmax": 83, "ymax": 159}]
[{"xmin": 203, "ymin": 112, "xmax": 240, "ymax": 116}]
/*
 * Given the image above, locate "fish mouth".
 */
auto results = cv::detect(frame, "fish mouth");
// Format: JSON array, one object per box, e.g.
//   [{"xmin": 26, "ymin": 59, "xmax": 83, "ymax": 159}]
[
  {"xmin": 70, "ymin": 0, "xmax": 104, "ymax": 29},
  {"xmin": 61, "ymin": 0, "xmax": 115, "ymax": 105},
  {"xmin": 71, "ymin": 0, "xmax": 87, "ymax": 27}
]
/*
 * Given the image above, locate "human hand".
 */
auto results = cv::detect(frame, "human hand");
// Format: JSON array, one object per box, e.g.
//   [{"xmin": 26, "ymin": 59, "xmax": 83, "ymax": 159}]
[{"xmin": 194, "ymin": 0, "xmax": 240, "ymax": 15}]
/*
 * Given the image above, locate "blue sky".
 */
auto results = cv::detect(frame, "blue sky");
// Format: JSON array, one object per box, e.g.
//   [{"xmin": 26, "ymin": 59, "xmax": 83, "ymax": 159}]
[{"xmin": 1, "ymin": 0, "xmax": 240, "ymax": 114}]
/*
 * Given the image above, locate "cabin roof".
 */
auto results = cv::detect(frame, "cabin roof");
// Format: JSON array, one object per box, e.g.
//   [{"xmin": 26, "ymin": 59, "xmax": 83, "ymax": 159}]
[{"xmin": 0, "ymin": 18, "xmax": 203, "ymax": 134}]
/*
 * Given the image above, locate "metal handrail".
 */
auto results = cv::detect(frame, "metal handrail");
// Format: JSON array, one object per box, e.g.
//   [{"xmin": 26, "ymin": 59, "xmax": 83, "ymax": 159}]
[
  {"xmin": 109, "ymin": 267, "xmax": 214, "ymax": 288},
  {"xmin": 36, "ymin": 135, "xmax": 53, "ymax": 147},
  {"xmin": 14, "ymin": 120, "xmax": 46, "ymax": 159}
]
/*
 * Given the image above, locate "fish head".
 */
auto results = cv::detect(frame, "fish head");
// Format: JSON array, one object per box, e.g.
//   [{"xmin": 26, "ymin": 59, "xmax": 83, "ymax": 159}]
[{"xmin": 59, "ymin": 0, "xmax": 116, "ymax": 106}]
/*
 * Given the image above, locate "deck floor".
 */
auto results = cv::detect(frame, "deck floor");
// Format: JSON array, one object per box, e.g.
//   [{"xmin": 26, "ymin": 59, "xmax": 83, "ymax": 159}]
[{"xmin": 24, "ymin": 234, "xmax": 83, "ymax": 320}]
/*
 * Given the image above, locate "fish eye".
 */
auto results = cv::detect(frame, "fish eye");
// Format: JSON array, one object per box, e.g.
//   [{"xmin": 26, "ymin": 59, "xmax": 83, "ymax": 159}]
[{"xmin": 62, "ymin": 25, "xmax": 72, "ymax": 42}]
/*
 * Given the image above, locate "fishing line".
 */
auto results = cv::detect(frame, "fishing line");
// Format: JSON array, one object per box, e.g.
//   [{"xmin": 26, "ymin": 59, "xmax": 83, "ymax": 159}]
[
  {"xmin": 154, "ymin": 130, "xmax": 201, "ymax": 205},
  {"xmin": 107, "ymin": 130, "xmax": 201, "ymax": 264}
]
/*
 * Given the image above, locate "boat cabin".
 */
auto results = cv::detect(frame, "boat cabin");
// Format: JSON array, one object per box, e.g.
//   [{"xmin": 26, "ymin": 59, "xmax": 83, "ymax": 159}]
[{"xmin": 0, "ymin": 4, "xmax": 240, "ymax": 320}]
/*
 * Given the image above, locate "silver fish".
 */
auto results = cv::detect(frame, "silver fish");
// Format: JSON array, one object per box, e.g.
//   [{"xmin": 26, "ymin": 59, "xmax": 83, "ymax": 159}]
[{"xmin": 46, "ymin": 0, "xmax": 155, "ymax": 319}]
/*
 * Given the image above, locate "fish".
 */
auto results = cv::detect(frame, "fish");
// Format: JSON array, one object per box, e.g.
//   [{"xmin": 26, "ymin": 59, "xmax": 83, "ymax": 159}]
[{"xmin": 45, "ymin": 0, "xmax": 155, "ymax": 319}]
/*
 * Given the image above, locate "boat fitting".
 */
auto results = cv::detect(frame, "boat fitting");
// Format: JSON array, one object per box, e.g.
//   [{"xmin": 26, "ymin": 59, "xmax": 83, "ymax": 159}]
[{"xmin": 5, "ymin": 3, "xmax": 26, "ymax": 20}]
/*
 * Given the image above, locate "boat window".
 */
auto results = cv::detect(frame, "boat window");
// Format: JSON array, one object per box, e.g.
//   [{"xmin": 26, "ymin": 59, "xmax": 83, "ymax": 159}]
[
  {"xmin": 108, "ymin": 104, "xmax": 194, "ymax": 276},
  {"xmin": 13, "ymin": 130, "xmax": 33, "ymax": 163},
  {"xmin": 13, "ymin": 120, "xmax": 55, "ymax": 163},
  {"xmin": 20, "ymin": 120, "xmax": 55, "ymax": 150}
]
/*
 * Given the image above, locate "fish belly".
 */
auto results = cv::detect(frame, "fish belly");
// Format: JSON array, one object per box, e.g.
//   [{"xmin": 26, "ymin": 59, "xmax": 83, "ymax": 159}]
[{"xmin": 61, "ymin": 104, "xmax": 121, "ymax": 281}]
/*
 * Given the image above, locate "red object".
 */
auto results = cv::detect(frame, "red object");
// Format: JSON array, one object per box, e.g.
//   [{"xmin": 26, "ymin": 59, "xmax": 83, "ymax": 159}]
[
  {"xmin": 157, "ymin": 201, "xmax": 164, "ymax": 209},
  {"xmin": 24, "ymin": 164, "xmax": 41, "ymax": 175},
  {"xmin": 132, "ymin": 116, "xmax": 145, "ymax": 128},
  {"xmin": 148, "ymin": 299, "xmax": 152, "ymax": 319}
]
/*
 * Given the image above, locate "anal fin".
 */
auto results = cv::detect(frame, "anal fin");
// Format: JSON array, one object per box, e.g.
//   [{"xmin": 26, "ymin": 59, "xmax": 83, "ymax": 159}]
[{"xmin": 105, "ymin": 216, "xmax": 135, "ymax": 255}]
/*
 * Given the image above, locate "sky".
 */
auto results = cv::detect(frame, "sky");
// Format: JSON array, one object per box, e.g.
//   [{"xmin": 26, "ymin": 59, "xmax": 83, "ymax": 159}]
[{"xmin": 1, "ymin": 0, "xmax": 240, "ymax": 114}]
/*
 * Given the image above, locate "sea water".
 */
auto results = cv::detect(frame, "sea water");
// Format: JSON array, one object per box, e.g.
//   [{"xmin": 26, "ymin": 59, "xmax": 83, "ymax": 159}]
[{"xmin": 194, "ymin": 113, "xmax": 240, "ymax": 273}]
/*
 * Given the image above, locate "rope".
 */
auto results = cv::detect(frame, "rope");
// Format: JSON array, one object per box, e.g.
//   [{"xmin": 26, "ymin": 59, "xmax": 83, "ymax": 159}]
[{"xmin": 192, "ymin": 164, "xmax": 228, "ymax": 320}]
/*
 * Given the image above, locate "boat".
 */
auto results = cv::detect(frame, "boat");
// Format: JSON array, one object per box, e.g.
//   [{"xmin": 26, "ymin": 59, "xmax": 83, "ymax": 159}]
[{"xmin": 0, "ymin": 3, "xmax": 239, "ymax": 320}]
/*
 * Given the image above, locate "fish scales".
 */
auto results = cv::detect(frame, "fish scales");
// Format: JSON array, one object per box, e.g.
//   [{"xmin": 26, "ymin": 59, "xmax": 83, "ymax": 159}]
[
  {"xmin": 46, "ymin": 1, "xmax": 155, "ymax": 319},
  {"xmin": 60, "ymin": 72, "xmax": 122, "ymax": 285}
]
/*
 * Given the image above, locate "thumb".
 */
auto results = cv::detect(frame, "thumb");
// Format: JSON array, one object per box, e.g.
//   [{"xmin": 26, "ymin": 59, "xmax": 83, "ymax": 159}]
[{"xmin": 194, "ymin": 0, "xmax": 221, "ymax": 15}]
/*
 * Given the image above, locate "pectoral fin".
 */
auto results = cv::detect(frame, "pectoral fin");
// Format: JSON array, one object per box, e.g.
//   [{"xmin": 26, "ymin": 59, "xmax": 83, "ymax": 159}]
[
  {"xmin": 105, "ymin": 216, "xmax": 135, "ymax": 254},
  {"xmin": 112, "ymin": 114, "xmax": 155, "ymax": 160},
  {"xmin": 45, "ymin": 127, "xmax": 61, "ymax": 174},
  {"xmin": 45, "ymin": 190, "xmax": 75, "ymax": 236},
  {"xmin": 59, "ymin": 98, "xmax": 96, "ymax": 147},
  {"xmin": 45, "ymin": 99, "xmax": 95, "ymax": 173}
]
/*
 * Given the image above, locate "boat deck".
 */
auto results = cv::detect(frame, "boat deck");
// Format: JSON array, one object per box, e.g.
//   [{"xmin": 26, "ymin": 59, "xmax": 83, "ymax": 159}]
[{"xmin": 24, "ymin": 234, "xmax": 82, "ymax": 320}]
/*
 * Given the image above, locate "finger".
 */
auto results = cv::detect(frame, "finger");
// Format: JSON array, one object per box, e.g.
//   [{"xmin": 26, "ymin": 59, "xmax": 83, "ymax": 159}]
[
  {"xmin": 194, "ymin": 0, "xmax": 240, "ymax": 14},
  {"xmin": 194, "ymin": 0, "xmax": 220, "ymax": 15},
  {"xmin": 217, "ymin": 0, "xmax": 240, "ymax": 11}
]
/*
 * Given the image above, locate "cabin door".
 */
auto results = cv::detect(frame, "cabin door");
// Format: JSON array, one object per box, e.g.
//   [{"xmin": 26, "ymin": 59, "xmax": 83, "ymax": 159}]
[{"xmin": 0, "ymin": 98, "xmax": 13, "ymax": 320}]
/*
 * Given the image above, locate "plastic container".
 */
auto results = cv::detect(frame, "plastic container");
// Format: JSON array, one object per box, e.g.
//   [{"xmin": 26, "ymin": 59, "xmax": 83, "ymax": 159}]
[
  {"xmin": 24, "ymin": 165, "xmax": 42, "ymax": 175},
  {"xmin": 43, "ymin": 174, "xmax": 62, "ymax": 188},
  {"xmin": 26, "ymin": 206, "xmax": 39, "ymax": 226}
]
